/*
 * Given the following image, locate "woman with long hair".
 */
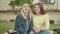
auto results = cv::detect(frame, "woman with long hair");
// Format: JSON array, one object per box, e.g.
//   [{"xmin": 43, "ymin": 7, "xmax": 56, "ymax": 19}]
[
  {"xmin": 14, "ymin": 3, "xmax": 33, "ymax": 34},
  {"xmin": 32, "ymin": 3, "xmax": 50, "ymax": 34}
]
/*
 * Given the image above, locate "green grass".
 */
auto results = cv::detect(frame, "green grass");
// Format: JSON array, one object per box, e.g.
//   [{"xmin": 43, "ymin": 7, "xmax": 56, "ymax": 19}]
[
  {"xmin": 50, "ymin": 24, "xmax": 60, "ymax": 34},
  {"xmin": 0, "ymin": 22, "xmax": 60, "ymax": 34},
  {"xmin": 50, "ymin": 24, "xmax": 60, "ymax": 30},
  {"xmin": 0, "ymin": 22, "xmax": 14, "ymax": 34}
]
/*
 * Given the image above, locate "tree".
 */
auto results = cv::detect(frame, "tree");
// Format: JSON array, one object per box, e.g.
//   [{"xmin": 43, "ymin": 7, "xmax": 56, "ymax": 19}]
[
  {"xmin": 15, "ymin": 0, "xmax": 33, "ymax": 7},
  {"xmin": 9, "ymin": 0, "xmax": 33, "ymax": 14},
  {"xmin": 9, "ymin": 0, "xmax": 33, "ymax": 9},
  {"xmin": 9, "ymin": 1, "xmax": 15, "ymax": 9}
]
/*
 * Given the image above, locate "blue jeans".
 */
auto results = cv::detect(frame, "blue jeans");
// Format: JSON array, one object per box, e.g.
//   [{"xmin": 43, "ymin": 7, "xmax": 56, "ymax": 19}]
[{"xmin": 34, "ymin": 30, "xmax": 50, "ymax": 34}]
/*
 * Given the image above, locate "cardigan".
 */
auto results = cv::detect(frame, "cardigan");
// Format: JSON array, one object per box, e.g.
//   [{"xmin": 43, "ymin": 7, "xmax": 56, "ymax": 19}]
[{"xmin": 14, "ymin": 13, "xmax": 33, "ymax": 34}]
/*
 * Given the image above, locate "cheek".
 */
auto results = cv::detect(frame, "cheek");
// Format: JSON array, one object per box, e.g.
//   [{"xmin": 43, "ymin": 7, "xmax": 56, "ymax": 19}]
[
  {"xmin": 27, "ymin": 7, "xmax": 29, "ymax": 10},
  {"xmin": 35, "ymin": 8, "xmax": 40, "ymax": 12},
  {"xmin": 37, "ymin": 8, "xmax": 40, "ymax": 11}
]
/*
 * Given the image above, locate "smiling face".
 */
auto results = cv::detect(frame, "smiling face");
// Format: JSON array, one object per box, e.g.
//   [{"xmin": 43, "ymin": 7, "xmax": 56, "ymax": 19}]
[
  {"xmin": 34, "ymin": 5, "xmax": 40, "ymax": 14},
  {"xmin": 23, "ymin": 3, "xmax": 30, "ymax": 13},
  {"xmin": 33, "ymin": 3, "xmax": 46, "ymax": 15}
]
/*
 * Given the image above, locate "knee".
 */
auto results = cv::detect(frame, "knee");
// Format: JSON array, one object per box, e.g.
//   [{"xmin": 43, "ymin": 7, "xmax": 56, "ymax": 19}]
[{"xmin": 40, "ymin": 30, "xmax": 50, "ymax": 34}]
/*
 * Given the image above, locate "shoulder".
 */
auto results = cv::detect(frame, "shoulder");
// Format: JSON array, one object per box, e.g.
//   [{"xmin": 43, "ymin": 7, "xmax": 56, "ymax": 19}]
[
  {"xmin": 44, "ymin": 14, "xmax": 48, "ymax": 16},
  {"xmin": 45, "ymin": 14, "xmax": 48, "ymax": 16},
  {"xmin": 44, "ymin": 14, "xmax": 49, "ymax": 19},
  {"xmin": 16, "ymin": 13, "xmax": 22, "ymax": 17},
  {"xmin": 16, "ymin": 13, "xmax": 23, "ymax": 20}
]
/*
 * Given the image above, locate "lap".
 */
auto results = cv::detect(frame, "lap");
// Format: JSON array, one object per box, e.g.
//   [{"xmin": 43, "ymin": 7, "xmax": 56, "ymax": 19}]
[{"xmin": 34, "ymin": 30, "xmax": 50, "ymax": 34}]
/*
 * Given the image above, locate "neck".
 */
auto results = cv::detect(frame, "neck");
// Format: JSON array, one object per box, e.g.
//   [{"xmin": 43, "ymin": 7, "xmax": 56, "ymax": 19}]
[
  {"xmin": 23, "ymin": 12, "xmax": 29, "ymax": 20},
  {"xmin": 24, "ymin": 12, "xmax": 28, "ymax": 17}
]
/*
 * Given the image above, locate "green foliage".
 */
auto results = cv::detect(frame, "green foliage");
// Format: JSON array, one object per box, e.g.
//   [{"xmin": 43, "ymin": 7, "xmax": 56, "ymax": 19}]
[
  {"xmin": 9, "ymin": 0, "xmax": 34, "ymax": 14},
  {"xmin": 9, "ymin": 0, "xmax": 33, "ymax": 8},
  {"xmin": 15, "ymin": 0, "xmax": 33, "ymax": 7},
  {"xmin": 9, "ymin": 1, "xmax": 15, "ymax": 9}
]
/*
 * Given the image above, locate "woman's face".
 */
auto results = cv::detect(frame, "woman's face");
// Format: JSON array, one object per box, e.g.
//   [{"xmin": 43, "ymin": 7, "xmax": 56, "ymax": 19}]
[
  {"xmin": 34, "ymin": 5, "xmax": 40, "ymax": 14},
  {"xmin": 23, "ymin": 3, "xmax": 30, "ymax": 13}
]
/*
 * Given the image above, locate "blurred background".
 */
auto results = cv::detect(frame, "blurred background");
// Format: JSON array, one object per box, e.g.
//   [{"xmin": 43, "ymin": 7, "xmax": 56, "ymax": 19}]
[{"xmin": 0, "ymin": 0, "xmax": 60, "ymax": 34}]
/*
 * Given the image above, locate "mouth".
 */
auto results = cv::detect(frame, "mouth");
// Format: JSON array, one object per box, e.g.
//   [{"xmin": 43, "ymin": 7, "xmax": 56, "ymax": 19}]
[
  {"xmin": 35, "ymin": 10, "xmax": 39, "ymax": 11},
  {"xmin": 25, "ymin": 9, "xmax": 29, "ymax": 10}
]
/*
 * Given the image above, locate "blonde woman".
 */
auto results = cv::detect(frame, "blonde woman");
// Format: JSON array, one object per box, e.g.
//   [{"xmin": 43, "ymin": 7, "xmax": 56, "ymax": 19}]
[{"xmin": 14, "ymin": 3, "xmax": 33, "ymax": 34}]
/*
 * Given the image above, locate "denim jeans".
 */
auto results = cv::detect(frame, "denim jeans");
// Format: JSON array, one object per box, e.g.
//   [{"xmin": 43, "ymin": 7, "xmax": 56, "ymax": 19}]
[{"xmin": 34, "ymin": 30, "xmax": 50, "ymax": 34}]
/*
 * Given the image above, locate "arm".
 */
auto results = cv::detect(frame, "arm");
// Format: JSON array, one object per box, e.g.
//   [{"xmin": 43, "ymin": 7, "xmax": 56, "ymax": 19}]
[
  {"xmin": 29, "ymin": 17, "xmax": 34, "ymax": 34},
  {"xmin": 14, "ymin": 14, "xmax": 26, "ymax": 34},
  {"xmin": 14, "ymin": 15, "xmax": 21, "ymax": 32},
  {"xmin": 45, "ymin": 14, "xmax": 50, "ymax": 30},
  {"xmin": 40, "ymin": 14, "xmax": 50, "ymax": 30}
]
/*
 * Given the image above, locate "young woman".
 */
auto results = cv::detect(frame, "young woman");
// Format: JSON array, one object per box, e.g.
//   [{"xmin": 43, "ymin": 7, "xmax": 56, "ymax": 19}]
[
  {"xmin": 32, "ymin": 3, "xmax": 50, "ymax": 34},
  {"xmin": 14, "ymin": 3, "xmax": 33, "ymax": 34}
]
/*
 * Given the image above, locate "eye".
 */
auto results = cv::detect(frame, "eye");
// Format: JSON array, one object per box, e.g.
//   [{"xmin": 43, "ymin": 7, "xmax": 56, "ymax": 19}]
[
  {"xmin": 27, "ymin": 4, "xmax": 29, "ymax": 7},
  {"xmin": 26, "ymin": 5, "xmax": 29, "ymax": 7}
]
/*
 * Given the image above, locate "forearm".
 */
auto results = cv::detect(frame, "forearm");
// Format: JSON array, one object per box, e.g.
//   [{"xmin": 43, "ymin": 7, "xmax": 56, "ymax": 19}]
[{"xmin": 40, "ymin": 26, "xmax": 48, "ymax": 30}]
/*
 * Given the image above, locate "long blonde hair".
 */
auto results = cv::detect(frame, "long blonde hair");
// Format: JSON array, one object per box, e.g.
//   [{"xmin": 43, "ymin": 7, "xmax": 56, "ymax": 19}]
[{"xmin": 20, "ymin": 3, "xmax": 32, "ymax": 19}]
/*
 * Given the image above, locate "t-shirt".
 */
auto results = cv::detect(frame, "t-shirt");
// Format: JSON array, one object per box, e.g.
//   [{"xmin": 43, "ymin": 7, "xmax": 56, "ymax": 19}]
[{"xmin": 32, "ymin": 14, "xmax": 50, "ymax": 29}]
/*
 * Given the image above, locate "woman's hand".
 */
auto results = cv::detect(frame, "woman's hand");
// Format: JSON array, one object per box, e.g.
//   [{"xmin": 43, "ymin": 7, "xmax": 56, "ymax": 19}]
[
  {"xmin": 34, "ymin": 28, "xmax": 40, "ymax": 33},
  {"xmin": 40, "ymin": 27, "xmax": 47, "ymax": 31},
  {"xmin": 4, "ymin": 30, "xmax": 17, "ymax": 34},
  {"xmin": 9, "ymin": 30, "xmax": 17, "ymax": 33}
]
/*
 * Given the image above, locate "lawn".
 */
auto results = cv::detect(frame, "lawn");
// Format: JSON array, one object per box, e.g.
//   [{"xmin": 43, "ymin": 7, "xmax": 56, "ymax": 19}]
[
  {"xmin": 0, "ymin": 22, "xmax": 14, "ymax": 34},
  {"xmin": 0, "ymin": 22, "xmax": 60, "ymax": 34}
]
